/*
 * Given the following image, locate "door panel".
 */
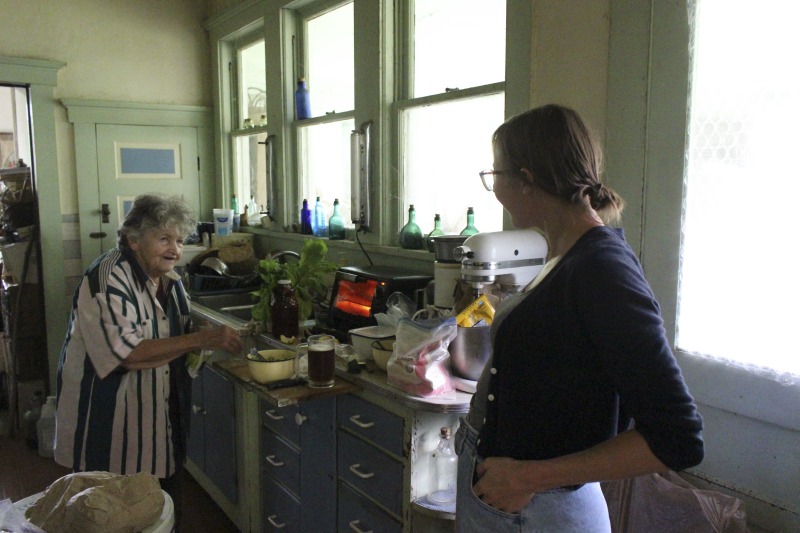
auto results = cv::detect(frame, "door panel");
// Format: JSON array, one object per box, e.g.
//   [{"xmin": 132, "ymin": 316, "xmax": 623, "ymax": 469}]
[{"xmin": 91, "ymin": 124, "xmax": 199, "ymax": 253}]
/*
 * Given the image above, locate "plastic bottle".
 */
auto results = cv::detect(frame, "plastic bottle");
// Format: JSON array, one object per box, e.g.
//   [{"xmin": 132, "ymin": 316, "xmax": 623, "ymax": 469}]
[
  {"xmin": 37, "ymin": 396, "xmax": 57, "ymax": 458},
  {"xmin": 459, "ymin": 207, "xmax": 479, "ymax": 236},
  {"xmin": 328, "ymin": 198, "xmax": 345, "ymax": 240},
  {"xmin": 426, "ymin": 213, "xmax": 445, "ymax": 252},
  {"xmin": 429, "ymin": 427, "xmax": 457, "ymax": 504},
  {"xmin": 312, "ymin": 196, "xmax": 328, "ymax": 237},
  {"xmin": 296, "ymin": 77, "xmax": 311, "ymax": 120},
  {"xmin": 23, "ymin": 391, "xmax": 45, "ymax": 449},
  {"xmin": 300, "ymin": 199, "xmax": 313, "ymax": 235},
  {"xmin": 270, "ymin": 279, "xmax": 299, "ymax": 340},
  {"xmin": 399, "ymin": 204, "xmax": 424, "ymax": 249},
  {"xmin": 232, "ymin": 194, "xmax": 240, "ymax": 232}
]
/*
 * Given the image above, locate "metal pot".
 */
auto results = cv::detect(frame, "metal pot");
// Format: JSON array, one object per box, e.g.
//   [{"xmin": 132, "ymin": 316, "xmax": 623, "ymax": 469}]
[
  {"xmin": 432, "ymin": 235, "xmax": 469, "ymax": 263},
  {"xmin": 448, "ymin": 325, "xmax": 491, "ymax": 381}
]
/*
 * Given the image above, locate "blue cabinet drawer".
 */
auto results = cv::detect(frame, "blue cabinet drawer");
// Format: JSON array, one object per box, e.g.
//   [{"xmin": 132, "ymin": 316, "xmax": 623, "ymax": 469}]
[
  {"xmin": 338, "ymin": 429, "xmax": 403, "ymax": 517},
  {"xmin": 260, "ymin": 398, "xmax": 300, "ymax": 446},
  {"xmin": 337, "ymin": 394, "xmax": 404, "ymax": 457},
  {"xmin": 262, "ymin": 475, "xmax": 300, "ymax": 533},
  {"xmin": 338, "ymin": 480, "xmax": 402, "ymax": 533},
  {"xmin": 260, "ymin": 426, "xmax": 300, "ymax": 497}
]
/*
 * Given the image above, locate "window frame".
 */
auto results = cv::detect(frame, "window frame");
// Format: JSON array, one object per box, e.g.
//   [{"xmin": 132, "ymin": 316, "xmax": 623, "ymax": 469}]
[{"xmin": 607, "ymin": 0, "xmax": 799, "ymax": 525}]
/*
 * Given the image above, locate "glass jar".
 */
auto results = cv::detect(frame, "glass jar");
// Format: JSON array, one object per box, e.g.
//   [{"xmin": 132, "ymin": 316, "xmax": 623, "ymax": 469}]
[{"xmin": 270, "ymin": 279, "xmax": 299, "ymax": 340}]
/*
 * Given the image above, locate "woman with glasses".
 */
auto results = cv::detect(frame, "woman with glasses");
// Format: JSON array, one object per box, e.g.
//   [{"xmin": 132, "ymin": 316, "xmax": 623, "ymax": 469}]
[{"xmin": 455, "ymin": 105, "xmax": 703, "ymax": 531}]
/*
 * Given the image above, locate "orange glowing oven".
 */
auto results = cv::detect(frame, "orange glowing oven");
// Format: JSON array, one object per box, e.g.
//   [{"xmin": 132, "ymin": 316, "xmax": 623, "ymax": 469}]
[{"xmin": 328, "ymin": 265, "xmax": 433, "ymax": 332}]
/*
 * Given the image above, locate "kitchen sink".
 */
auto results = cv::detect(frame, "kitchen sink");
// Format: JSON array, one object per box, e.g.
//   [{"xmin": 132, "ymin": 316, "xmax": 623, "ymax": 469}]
[{"xmin": 191, "ymin": 291, "xmax": 260, "ymax": 322}]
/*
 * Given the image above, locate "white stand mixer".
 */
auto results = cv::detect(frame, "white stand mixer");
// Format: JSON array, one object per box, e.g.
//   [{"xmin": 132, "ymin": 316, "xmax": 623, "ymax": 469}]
[{"xmin": 448, "ymin": 229, "xmax": 549, "ymax": 392}]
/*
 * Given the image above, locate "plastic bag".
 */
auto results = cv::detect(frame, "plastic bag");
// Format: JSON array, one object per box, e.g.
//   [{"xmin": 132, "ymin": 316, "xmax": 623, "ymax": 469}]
[
  {"xmin": 601, "ymin": 471, "xmax": 750, "ymax": 533},
  {"xmin": 374, "ymin": 292, "xmax": 417, "ymax": 331},
  {"xmin": 0, "ymin": 499, "xmax": 46, "ymax": 533},
  {"xmin": 387, "ymin": 317, "xmax": 457, "ymax": 398}
]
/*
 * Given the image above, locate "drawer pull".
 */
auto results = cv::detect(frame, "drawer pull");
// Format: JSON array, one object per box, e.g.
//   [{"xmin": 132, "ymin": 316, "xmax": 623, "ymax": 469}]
[
  {"xmin": 265, "ymin": 454, "xmax": 285, "ymax": 467},
  {"xmin": 348, "ymin": 463, "xmax": 375, "ymax": 479},
  {"xmin": 348, "ymin": 519, "xmax": 374, "ymax": 533},
  {"xmin": 265, "ymin": 409, "xmax": 285, "ymax": 421},
  {"xmin": 349, "ymin": 415, "xmax": 374, "ymax": 428},
  {"xmin": 267, "ymin": 514, "xmax": 286, "ymax": 528},
  {"xmin": 191, "ymin": 404, "xmax": 206, "ymax": 415}
]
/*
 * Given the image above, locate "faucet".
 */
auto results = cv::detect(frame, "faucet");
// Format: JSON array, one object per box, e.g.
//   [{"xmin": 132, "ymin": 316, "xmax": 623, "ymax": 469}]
[{"xmin": 269, "ymin": 250, "xmax": 300, "ymax": 263}]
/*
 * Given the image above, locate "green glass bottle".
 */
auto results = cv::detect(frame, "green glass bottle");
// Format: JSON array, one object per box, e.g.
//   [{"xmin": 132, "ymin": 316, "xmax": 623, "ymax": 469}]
[
  {"xmin": 399, "ymin": 204, "xmax": 424, "ymax": 249},
  {"xmin": 459, "ymin": 207, "xmax": 479, "ymax": 236},
  {"xmin": 328, "ymin": 198, "xmax": 345, "ymax": 240},
  {"xmin": 426, "ymin": 213, "xmax": 445, "ymax": 252}
]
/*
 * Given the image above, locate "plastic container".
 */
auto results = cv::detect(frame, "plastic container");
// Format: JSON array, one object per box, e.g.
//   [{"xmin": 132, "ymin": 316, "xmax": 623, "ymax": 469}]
[
  {"xmin": 213, "ymin": 208, "xmax": 234, "ymax": 236},
  {"xmin": 37, "ymin": 395, "xmax": 56, "ymax": 458}
]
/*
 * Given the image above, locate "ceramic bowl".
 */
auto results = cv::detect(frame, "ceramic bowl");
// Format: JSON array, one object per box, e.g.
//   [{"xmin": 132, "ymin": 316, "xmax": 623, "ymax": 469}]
[
  {"xmin": 247, "ymin": 349, "xmax": 296, "ymax": 383},
  {"xmin": 371, "ymin": 339, "xmax": 395, "ymax": 371}
]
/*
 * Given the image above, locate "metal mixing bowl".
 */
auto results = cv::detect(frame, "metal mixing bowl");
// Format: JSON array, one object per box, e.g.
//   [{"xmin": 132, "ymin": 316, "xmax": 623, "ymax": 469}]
[{"xmin": 448, "ymin": 325, "xmax": 492, "ymax": 380}]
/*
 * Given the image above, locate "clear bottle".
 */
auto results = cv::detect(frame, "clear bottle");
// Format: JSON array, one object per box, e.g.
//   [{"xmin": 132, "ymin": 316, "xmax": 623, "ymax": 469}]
[
  {"xmin": 232, "ymin": 193, "xmax": 241, "ymax": 232},
  {"xmin": 328, "ymin": 198, "xmax": 345, "ymax": 240},
  {"xmin": 295, "ymin": 77, "xmax": 311, "ymax": 120},
  {"xmin": 37, "ymin": 396, "xmax": 57, "ymax": 458},
  {"xmin": 426, "ymin": 213, "xmax": 445, "ymax": 252},
  {"xmin": 459, "ymin": 207, "xmax": 479, "ymax": 236},
  {"xmin": 429, "ymin": 427, "xmax": 457, "ymax": 504},
  {"xmin": 300, "ymin": 199, "xmax": 313, "ymax": 235},
  {"xmin": 399, "ymin": 204, "xmax": 425, "ymax": 249},
  {"xmin": 270, "ymin": 279, "xmax": 299, "ymax": 340},
  {"xmin": 312, "ymin": 196, "xmax": 328, "ymax": 237}
]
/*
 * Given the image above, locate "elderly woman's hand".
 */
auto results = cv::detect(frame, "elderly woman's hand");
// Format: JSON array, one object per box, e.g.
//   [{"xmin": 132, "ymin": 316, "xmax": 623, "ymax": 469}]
[{"xmin": 200, "ymin": 325, "xmax": 244, "ymax": 355}]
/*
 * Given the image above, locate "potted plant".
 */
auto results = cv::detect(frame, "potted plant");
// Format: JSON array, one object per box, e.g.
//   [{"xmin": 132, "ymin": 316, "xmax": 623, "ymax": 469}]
[{"xmin": 251, "ymin": 238, "xmax": 338, "ymax": 326}]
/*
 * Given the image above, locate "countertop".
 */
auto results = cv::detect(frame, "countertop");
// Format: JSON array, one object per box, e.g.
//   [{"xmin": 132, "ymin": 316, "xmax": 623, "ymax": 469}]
[{"xmin": 212, "ymin": 356, "xmax": 472, "ymax": 413}]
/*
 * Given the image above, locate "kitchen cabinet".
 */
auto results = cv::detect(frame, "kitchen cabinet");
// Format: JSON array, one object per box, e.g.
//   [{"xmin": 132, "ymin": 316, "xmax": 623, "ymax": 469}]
[
  {"xmin": 259, "ymin": 396, "xmax": 337, "ymax": 532},
  {"xmin": 186, "ymin": 364, "xmax": 237, "ymax": 503}
]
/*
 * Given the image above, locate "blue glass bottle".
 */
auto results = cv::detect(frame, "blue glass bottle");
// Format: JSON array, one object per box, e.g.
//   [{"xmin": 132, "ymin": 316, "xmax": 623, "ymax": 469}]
[
  {"xmin": 300, "ymin": 199, "xmax": 313, "ymax": 235},
  {"xmin": 313, "ymin": 196, "xmax": 328, "ymax": 237},
  {"xmin": 295, "ymin": 77, "xmax": 311, "ymax": 120}
]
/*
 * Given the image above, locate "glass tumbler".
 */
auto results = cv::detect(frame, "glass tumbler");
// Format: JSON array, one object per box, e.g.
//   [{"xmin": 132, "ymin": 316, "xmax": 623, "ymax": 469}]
[{"xmin": 307, "ymin": 334, "xmax": 336, "ymax": 388}]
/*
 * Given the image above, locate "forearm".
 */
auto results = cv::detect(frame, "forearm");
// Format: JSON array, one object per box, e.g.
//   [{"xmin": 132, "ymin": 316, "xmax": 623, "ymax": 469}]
[
  {"xmin": 524, "ymin": 429, "xmax": 668, "ymax": 491},
  {"xmin": 121, "ymin": 332, "xmax": 209, "ymax": 370}
]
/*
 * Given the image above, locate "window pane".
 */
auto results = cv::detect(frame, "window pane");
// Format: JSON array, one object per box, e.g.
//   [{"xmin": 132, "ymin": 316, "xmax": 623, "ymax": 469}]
[
  {"xmin": 298, "ymin": 118, "xmax": 355, "ymax": 226},
  {"xmin": 238, "ymin": 40, "xmax": 266, "ymax": 127},
  {"xmin": 414, "ymin": 0, "xmax": 505, "ymax": 98},
  {"xmin": 403, "ymin": 94, "xmax": 504, "ymax": 235},
  {"xmin": 679, "ymin": 0, "xmax": 800, "ymax": 375},
  {"xmin": 234, "ymin": 132, "xmax": 269, "ymax": 215},
  {"xmin": 306, "ymin": 2, "xmax": 354, "ymax": 116}
]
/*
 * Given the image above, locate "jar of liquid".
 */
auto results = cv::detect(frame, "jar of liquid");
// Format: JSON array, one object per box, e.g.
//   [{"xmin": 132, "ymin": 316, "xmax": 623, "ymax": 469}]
[{"xmin": 270, "ymin": 279, "xmax": 299, "ymax": 340}]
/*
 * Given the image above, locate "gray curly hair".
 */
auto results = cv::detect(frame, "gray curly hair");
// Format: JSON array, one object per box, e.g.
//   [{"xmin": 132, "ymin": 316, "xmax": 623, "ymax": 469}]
[{"xmin": 117, "ymin": 194, "xmax": 196, "ymax": 251}]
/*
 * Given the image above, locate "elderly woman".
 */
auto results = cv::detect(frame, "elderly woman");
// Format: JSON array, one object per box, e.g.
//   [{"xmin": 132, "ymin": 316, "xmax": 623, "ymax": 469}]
[{"xmin": 54, "ymin": 194, "xmax": 242, "ymax": 518}]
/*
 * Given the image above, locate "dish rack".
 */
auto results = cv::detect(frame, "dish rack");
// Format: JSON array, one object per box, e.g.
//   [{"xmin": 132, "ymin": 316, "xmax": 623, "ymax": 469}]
[{"xmin": 188, "ymin": 268, "xmax": 260, "ymax": 294}]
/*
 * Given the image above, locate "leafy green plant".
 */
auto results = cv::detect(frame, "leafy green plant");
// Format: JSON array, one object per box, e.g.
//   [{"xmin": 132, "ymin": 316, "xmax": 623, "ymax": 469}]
[{"xmin": 251, "ymin": 238, "xmax": 338, "ymax": 324}]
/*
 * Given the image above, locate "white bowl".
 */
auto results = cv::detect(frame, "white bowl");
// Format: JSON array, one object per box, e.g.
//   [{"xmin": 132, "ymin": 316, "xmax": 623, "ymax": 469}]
[
  {"xmin": 247, "ymin": 349, "xmax": 296, "ymax": 383},
  {"xmin": 349, "ymin": 326, "xmax": 395, "ymax": 361},
  {"xmin": 371, "ymin": 339, "xmax": 395, "ymax": 371}
]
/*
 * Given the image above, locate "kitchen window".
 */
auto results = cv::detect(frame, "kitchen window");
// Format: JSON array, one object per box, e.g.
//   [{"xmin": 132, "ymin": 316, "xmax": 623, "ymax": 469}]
[
  {"xmin": 207, "ymin": 0, "xmax": 531, "ymax": 243},
  {"xmin": 295, "ymin": 1, "xmax": 355, "ymax": 228},
  {"xmin": 607, "ymin": 0, "xmax": 800, "ymax": 526},
  {"xmin": 398, "ymin": 0, "xmax": 506, "ymax": 235}
]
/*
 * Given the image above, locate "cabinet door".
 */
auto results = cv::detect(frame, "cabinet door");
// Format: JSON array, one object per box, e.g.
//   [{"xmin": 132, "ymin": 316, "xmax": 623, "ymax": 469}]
[
  {"xmin": 186, "ymin": 369, "xmax": 206, "ymax": 470},
  {"xmin": 203, "ymin": 366, "xmax": 237, "ymax": 503}
]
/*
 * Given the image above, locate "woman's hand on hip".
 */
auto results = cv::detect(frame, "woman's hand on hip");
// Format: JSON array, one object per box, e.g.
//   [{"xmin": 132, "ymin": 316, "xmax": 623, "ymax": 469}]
[{"xmin": 473, "ymin": 457, "xmax": 536, "ymax": 513}]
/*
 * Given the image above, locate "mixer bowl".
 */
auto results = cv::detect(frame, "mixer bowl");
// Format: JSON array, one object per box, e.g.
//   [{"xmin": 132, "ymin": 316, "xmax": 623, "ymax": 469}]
[{"xmin": 448, "ymin": 325, "xmax": 492, "ymax": 381}]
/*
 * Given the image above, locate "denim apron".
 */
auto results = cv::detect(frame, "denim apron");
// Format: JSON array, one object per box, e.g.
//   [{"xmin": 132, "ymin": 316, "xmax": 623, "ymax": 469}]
[{"xmin": 454, "ymin": 418, "xmax": 611, "ymax": 532}]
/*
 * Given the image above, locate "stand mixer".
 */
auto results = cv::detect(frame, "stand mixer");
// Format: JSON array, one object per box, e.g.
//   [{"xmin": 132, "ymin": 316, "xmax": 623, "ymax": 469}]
[{"xmin": 448, "ymin": 229, "xmax": 549, "ymax": 392}]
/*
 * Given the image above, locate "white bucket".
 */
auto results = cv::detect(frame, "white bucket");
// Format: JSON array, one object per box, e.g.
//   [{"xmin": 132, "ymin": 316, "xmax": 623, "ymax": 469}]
[{"xmin": 213, "ymin": 208, "xmax": 234, "ymax": 236}]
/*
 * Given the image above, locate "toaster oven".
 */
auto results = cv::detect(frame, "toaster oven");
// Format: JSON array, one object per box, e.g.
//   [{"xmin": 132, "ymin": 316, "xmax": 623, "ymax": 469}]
[{"xmin": 327, "ymin": 265, "xmax": 433, "ymax": 333}]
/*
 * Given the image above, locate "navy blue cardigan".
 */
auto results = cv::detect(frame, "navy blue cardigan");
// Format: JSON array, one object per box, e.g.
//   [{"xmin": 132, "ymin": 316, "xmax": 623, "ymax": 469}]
[{"xmin": 477, "ymin": 227, "xmax": 704, "ymax": 472}]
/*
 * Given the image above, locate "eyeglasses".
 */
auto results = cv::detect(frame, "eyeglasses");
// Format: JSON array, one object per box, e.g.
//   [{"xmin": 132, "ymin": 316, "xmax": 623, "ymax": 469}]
[{"xmin": 479, "ymin": 169, "xmax": 506, "ymax": 192}]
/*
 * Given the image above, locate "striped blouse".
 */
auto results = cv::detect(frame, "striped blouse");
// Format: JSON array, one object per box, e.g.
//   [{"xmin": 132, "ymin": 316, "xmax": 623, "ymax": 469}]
[{"xmin": 54, "ymin": 248, "xmax": 191, "ymax": 478}]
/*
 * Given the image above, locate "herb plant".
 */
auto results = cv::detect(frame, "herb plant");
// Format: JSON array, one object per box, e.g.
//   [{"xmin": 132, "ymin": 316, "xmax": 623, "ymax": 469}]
[{"xmin": 251, "ymin": 238, "xmax": 338, "ymax": 324}]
